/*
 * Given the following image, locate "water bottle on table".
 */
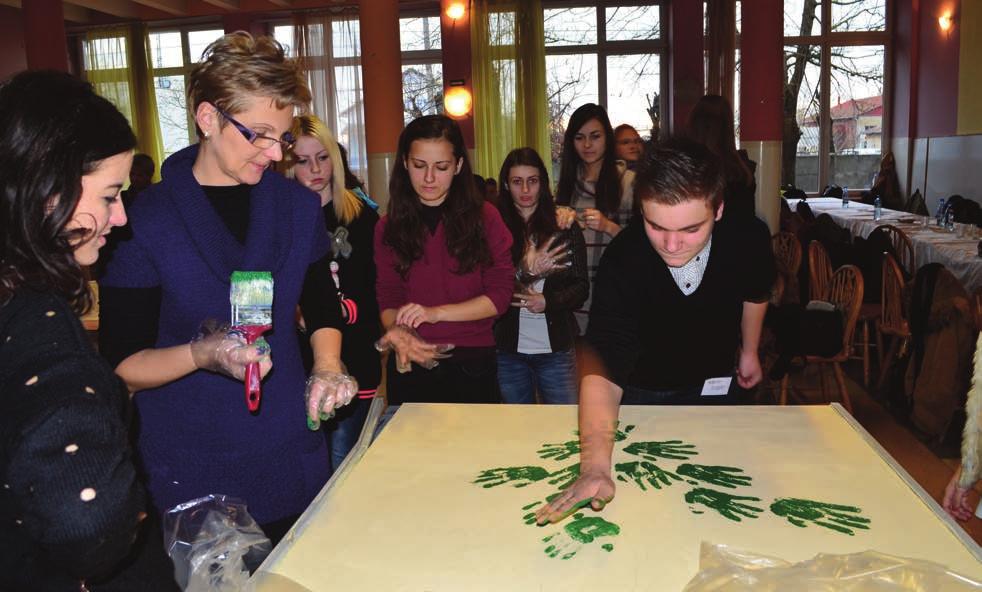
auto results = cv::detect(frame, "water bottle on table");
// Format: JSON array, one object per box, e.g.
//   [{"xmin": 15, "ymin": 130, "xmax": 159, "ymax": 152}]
[
  {"xmin": 841, "ymin": 186, "xmax": 850, "ymax": 208},
  {"xmin": 936, "ymin": 197, "xmax": 947, "ymax": 226},
  {"xmin": 873, "ymin": 196, "xmax": 882, "ymax": 221}
]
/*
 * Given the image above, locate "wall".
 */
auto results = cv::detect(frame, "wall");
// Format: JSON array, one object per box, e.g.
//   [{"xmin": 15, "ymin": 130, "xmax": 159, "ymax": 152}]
[
  {"xmin": 891, "ymin": 0, "xmax": 982, "ymax": 213},
  {"xmin": 0, "ymin": 6, "xmax": 27, "ymax": 80}
]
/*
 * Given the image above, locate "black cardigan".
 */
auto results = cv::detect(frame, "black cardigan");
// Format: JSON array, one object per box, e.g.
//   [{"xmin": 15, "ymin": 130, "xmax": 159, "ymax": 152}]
[
  {"xmin": 0, "ymin": 288, "xmax": 177, "ymax": 590},
  {"xmin": 494, "ymin": 225, "xmax": 589, "ymax": 353}
]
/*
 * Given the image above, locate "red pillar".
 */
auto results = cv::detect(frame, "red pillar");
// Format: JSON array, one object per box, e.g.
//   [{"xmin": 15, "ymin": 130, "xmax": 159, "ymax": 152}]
[
  {"xmin": 359, "ymin": 0, "xmax": 404, "ymax": 207},
  {"xmin": 24, "ymin": 0, "xmax": 69, "ymax": 72},
  {"xmin": 440, "ymin": 0, "xmax": 474, "ymax": 148},
  {"xmin": 668, "ymin": 0, "xmax": 703, "ymax": 133},
  {"xmin": 739, "ymin": 0, "xmax": 783, "ymax": 231}
]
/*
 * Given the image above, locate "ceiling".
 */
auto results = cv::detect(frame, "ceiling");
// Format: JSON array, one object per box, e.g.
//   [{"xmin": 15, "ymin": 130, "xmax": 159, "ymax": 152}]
[{"xmin": 0, "ymin": 1, "xmax": 421, "ymax": 25}]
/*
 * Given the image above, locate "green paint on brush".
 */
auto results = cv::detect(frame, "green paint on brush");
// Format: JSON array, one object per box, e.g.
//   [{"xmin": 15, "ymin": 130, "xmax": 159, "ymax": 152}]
[
  {"xmin": 229, "ymin": 271, "xmax": 273, "ymax": 325},
  {"xmin": 770, "ymin": 498, "xmax": 870, "ymax": 535}
]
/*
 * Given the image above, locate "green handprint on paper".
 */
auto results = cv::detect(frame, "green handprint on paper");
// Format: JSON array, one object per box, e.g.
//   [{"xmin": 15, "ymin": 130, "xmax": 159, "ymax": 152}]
[
  {"xmin": 538, "ymin": 424, "xmax": 637, "ymax": 461},
  {"xmin": 473, "ymin": 466, "xmax": 550, "ymax": 488},
  {"xmin": 623, "ymin": 440, "xmax": 698, "ymax": 461},
  {"xmin": 546, "ymin": 463, "xmax": 581, "ymax": 490},
  {"xmin": 614, "ymin": 460, "xmax": 682, "ymax": 491},
  {"xmin": 677, "ymin": 463, "xmax": 752, "ymax": 489},
  {"xmin": 541, "ymin": 512, "xmax": 621, "ymax": 559},
  {"xmin": 770, "ymin": 497, "xmax": 871, "ymax": 535},
  {"xmin": 685, "ymin": 487, "xmax": 763, "ymax": 522},
  {"xmin": 537, "ymin": 440, "xmax": 580, "ymax": 461}
]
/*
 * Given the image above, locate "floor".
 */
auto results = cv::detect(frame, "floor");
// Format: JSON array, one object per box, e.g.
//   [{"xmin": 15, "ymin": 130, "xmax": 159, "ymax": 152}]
[{"xmin": 763, "ymin": 356, "xmax": 982, "ymax": 547}]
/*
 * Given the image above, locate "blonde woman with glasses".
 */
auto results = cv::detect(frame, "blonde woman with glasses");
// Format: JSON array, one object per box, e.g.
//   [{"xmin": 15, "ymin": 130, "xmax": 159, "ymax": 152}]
[{"xmin": 99, "ymin": 32, "xmax": 354, "ymax": 544}]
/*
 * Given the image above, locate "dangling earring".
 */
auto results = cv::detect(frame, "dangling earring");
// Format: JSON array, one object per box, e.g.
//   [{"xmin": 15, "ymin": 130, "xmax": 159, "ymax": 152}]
[{"xmin": 203, "ymin": 131, "xmax": 210, "ymax": 139}]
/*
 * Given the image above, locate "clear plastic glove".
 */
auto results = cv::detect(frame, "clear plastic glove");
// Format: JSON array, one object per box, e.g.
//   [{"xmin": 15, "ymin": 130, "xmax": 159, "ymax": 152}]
[
  {"xmin": 374, "ymin": 325, "xmax": 454, "ymax": 373},
  {"xmin": 189, "ymin": 320, "xmax": 272, "ymax": 381},
  {"xmin": 520, "ymin": 234, "xmax": 571, "ymax": 283},
  {"xmin": 534, "ymin": 469, "xmax": 616, "ymax": 525},
  {"xmin": 304, "ymin": 369, "xmax": 358, "ymax": 431},
  {"xmin": 556, "ymin": 206, "xmax": 577, "ymax": 230}
]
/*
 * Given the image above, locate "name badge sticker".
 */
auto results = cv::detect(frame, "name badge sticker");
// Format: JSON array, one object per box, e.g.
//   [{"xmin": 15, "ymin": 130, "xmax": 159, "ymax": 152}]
[{"xmin": 701, "ymin": 376, "xmax": 733, "ymax": 397}]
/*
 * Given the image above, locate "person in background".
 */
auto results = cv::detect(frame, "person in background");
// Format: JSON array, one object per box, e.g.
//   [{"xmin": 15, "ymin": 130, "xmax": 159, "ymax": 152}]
[
  {"xmin": 555, "ymin": 103, "xmax": 635, "ymax": 333},
  {"xmin": 374, "ymin": 114, "xmax": 514, "ymax": 404},
  {"xmin": 685, "ymin": 94, "xmax": 757, "ymax": 222},
  {"xmin": 122, "ymin": 153, "xmax": 155, "ymax": 204},
  {"xmin": 0, "ymin": 70, "xmax": 177, "ymax": 591},
  {"xmin": 99, "ymin": 32, "xmax": 355, "ymax": 545},
  {"xmin": 536, "ymin": 139, "xmax": 775, "ymax": 524},
  {"xmin": 495, "ymin": 147, "xmax": 588, "ymax": 404},
  {"xmin": 614, "ymin": 123, "xmax": 644, "ymax": 171},
  {"xmin": 287, "ymin": 114, "xmax": 381, "ymax": 474},
  {"xmin": 485, "ymin": 177, "xmax": 499, "ymax": 205},
  {"xmin": 868, "ymin": 152, "xmax": 904, "ymax": 211}
]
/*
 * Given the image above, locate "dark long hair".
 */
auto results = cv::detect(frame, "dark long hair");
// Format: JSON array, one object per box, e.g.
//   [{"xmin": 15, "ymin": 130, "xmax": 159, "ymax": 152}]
[
  {"xmin": 497, "ymin": 148, "xmax": 558, "ymax": 265},
  {"xmin": 0, "ymin": 70, "xmax": 136, "ymax": 313},
  {"xmin": 384, "ymin": 115, "xmax": 490, "ymax": 277},
  {"xmin": 685, "ymin": 95, "xmax": 753, "ymax": 187},
  {"xmin": 556, "ymin": 103, "xmax": 623, "ymax": 214}
]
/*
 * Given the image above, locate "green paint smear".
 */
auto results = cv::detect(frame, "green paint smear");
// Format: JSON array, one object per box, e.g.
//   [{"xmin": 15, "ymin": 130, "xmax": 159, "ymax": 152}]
[
  {"xmin": 542, "ymin": 512, "xmax": 621, "ymax": 560},
  {"xmin": 522, "ymin": 501, "xmax": 541, "ymax": 511},
  {"xmin": 601, "ymin": 544, "xmax": 614, "ymax": 552},
  {"xmin": 623, "ymin": 440, "xmax": 698, "ymax": 461},
  {"xmin": 770, "ymin": 497, "xmax": 871, "ymax": 536},
  {"xmin": 685, "ymin": 487, "xmax": 763, "ymax": 522},
  {"xmin": 677, "ymin": 463, "xmax": 753, "ymax": 489},
  {"xmin": 614, "ymin": 460, "xmax": 682, "ymax": 491},
  {"xmin": 546, "ymin": 463, "xmax": 580, "ymax": 491},
  {"xmin": 473, "ymin": 466, "xmax": 549, "ymax": 488}
]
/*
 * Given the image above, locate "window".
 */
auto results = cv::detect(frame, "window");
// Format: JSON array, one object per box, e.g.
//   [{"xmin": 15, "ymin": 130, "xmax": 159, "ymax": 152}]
[
  {"xmin": 783, "ymin": 0, "xmax": 888, "ymax": 193},
  {"xmin": 400, "ymin": 14, "xmax": 443, "ymax": 124},
  {"xmin": 543, "ymin": 3, "xmax": 666, "ymax": 170},
  {"xmin": 148, "ymin": 27, "xmax": 224, "ymax": 158}
]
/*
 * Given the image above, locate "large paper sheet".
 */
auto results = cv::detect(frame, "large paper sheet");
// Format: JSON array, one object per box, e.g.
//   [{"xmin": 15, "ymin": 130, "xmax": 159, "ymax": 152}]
[{"xmin": 256, "ymin": 404, "xmax": 982, "ymax": 591}]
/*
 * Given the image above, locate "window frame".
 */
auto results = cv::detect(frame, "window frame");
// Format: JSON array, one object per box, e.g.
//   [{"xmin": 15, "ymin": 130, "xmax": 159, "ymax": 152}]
[
  {"xmin": 399, "ymin": 9, "xmax": 444, "ymax": 123},
  {"xmin": 783, "ymin": 0, "xmax": 891, "ymax": 192}
]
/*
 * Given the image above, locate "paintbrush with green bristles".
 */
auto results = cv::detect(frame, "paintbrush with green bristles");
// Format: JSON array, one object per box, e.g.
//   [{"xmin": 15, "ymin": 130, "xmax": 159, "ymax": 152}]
[{"xmin": 230, "ymin": 271, "xmax": 274, "ymax": 412}]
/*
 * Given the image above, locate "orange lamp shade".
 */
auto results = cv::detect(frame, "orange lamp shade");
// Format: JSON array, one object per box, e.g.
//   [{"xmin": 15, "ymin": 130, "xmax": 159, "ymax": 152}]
[{"xmin": 444, "ymin": 86, "xmax": 472, "ymax": 118}]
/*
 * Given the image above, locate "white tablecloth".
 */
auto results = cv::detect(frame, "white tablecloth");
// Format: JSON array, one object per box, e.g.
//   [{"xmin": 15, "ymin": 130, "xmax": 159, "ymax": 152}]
[{"xmin": 788, "ymin": 197, "xmax": 982, "ymax": 293}]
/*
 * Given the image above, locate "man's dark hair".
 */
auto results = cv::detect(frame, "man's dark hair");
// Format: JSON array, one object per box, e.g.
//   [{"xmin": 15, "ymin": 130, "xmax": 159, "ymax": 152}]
[
  {"xmin": 131, "ymin": 153, "xmax": 155, "ymax": 176},
  {"xmin": 635, "ymin": 137, "xmax": 725, "ymax": 211}
]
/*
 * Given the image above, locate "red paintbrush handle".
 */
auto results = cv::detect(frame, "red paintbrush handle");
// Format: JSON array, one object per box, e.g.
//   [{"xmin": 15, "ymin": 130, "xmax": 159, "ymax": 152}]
[{"xmin": 239, "ymin": 324, "xmax": 271, "ymax": 412}]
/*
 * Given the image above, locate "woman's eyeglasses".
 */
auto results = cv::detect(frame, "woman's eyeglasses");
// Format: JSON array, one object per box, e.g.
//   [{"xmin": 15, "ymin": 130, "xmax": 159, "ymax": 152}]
[{"xmin": 214, "ymin": 106, "xmax": 296, "ymax": 150}]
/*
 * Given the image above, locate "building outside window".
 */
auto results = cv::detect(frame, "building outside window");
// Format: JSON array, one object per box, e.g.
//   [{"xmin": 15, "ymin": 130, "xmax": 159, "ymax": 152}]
[{"xmin": 783, "ymin": 0, "xmax": 888, "ymax": 193}]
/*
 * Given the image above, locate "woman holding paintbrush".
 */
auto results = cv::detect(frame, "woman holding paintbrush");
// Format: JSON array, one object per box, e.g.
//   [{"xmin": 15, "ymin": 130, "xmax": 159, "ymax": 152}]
[{"xmin": 99, "ymin": 32, "xmax": 355, "ymax": 543}]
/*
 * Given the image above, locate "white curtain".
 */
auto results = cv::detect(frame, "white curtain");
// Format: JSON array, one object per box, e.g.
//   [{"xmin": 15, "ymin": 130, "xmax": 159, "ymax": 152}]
[{"xmin": 294, "ymin": 13, "xmax": 368, "ymax": 188}]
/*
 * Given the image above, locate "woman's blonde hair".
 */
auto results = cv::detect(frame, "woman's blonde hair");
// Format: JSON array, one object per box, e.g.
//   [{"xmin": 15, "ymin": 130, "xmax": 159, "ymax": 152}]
[
  {"xmin": 286, "ymin": 114, "xmax": 363, "ymax": 225},
  {"xmin": 188, "ymin": 31, "xmax": 310, "ymax": 135}
]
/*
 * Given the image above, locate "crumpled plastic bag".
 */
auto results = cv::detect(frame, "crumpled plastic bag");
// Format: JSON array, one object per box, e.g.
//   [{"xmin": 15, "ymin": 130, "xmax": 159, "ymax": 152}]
[
  {"xmin": 682, "ymin": 542, "xmax": 982, "ymax": 591},
  {"xmin": 163, "ymin": 494, "xmax": 272, "ymax": 592}
]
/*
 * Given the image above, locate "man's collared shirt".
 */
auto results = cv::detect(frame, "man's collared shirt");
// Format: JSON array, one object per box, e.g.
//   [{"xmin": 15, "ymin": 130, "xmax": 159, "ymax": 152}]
[{"xmin": 667, "ymin": 237, "xmax": 712, "ymax": 296}]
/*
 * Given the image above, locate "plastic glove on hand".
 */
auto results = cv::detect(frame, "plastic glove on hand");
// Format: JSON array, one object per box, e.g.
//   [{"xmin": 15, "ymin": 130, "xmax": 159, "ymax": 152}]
[
  {"xmin": 521, "ymin": 234, "xmax": 571, "ymax": 281},
  {"xmin": 305, "ymin": 370, "xmax": 359, "ymax": 431},
  {"xmin": 374, "ymin": 325, "xmax": 454, "ymax": 373},
  {"xmin": 190, "ymin": 320, "xmax": 272, "ymax": 381}
]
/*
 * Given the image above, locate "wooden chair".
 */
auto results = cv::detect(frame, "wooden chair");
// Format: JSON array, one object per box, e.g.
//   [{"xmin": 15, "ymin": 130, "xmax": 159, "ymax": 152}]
[
  {"xmin": 780, "ymin": 265, "xmax": 864, "ymax": 413},
  {"xmin": 877, "ymin": 224, "xmax": 915, "ymax": 276},
  {"xmin": 876, "ymin": 253, "xmax": 910, "ymax": 389},
  {"xmin": 808, "ymin": 241, "xmax": 833, "ymax": 301},
  {"xmin": 771, "ymin": 232, "xmax": 802, "ymax": 305}
]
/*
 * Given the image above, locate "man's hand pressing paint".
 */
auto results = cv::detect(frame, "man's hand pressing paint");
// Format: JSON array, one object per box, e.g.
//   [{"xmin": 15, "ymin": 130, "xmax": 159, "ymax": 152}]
[{"xmin": 534, "ymin": 469, "xmax": 615, "ymax": 525}]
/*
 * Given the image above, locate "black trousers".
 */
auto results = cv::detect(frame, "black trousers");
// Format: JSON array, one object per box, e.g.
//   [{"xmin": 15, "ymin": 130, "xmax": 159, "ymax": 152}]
[{"xmin": 385, "ymin": 346, "xmax": 499, "ymax": 405}]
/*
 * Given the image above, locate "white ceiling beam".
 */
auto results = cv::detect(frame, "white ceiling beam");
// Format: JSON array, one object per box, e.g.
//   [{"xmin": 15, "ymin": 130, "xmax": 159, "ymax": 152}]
[
  {"xmin": 130, "ymin": 0, "xmax": 187, "ymax": 15},
  {"xmin": 201, "ymin": 0, "xmax": 239, "ymax": 10},
  {"xmin": 66, "ymin": 0, "xmax": 139, "ymax": 18}
]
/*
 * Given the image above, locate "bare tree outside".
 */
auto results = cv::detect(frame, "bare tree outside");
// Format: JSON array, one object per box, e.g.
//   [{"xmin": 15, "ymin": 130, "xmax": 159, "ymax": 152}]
[
  {"xmin": 783, "ymin": 0, "xmax": 886, "ymax": 188},
  {"xmin": 400, "ymin": 16, "xmax": 444, "ymax": 123}
]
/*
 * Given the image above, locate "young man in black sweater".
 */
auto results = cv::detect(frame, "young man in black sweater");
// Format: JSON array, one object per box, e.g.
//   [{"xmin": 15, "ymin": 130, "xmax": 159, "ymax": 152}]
[{"xmin": 536, "ymin": 138, "xmax": 776, "ymax": 524}]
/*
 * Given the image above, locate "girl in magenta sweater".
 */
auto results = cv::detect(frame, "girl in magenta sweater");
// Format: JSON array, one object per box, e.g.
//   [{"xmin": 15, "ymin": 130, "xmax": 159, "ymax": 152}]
[{"xmin": 374, "ymin": 115, "xmax": 514, "ymax": 403}]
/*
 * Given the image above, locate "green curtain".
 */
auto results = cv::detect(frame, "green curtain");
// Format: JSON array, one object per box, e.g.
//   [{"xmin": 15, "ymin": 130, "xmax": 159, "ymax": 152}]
[
  {"xmin": 471, "ymin": 0, "xmax": 551, "ymax": 180},
  {"xmin": 84, "ymin": 26, "xmax": 164, "ymax": 182}
]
